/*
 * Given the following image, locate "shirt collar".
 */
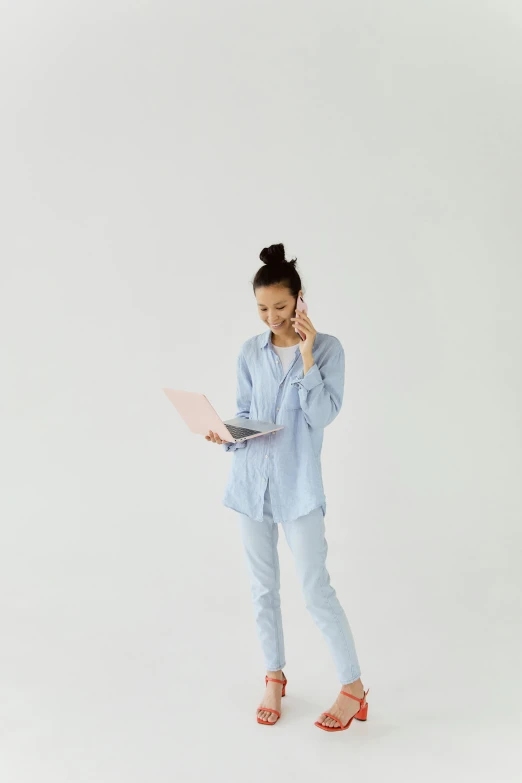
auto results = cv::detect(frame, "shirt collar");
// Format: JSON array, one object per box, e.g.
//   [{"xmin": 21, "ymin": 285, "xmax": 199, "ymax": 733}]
[{"xmin": 262, "ymin": 329, "xmax": 301, "ymax": 354}]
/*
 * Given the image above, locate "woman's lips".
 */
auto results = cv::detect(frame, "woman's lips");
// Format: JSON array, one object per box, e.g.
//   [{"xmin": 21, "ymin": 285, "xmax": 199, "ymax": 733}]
[{"xmin": 270, "ymin": 322, "xmax": 284, "ymax": 329}]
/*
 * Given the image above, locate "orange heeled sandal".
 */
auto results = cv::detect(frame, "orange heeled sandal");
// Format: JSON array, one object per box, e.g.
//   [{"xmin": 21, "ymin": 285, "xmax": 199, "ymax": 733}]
[
  {"xmin": 314, "ymin": 687, "xmax": 370, "ymax": 732},
  {"xmin": 256, "ymin": 672, "xmax": 287, "ymax": 725}
]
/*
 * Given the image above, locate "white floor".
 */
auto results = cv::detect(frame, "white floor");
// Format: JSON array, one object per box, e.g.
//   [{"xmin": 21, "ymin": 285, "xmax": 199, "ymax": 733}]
[{"xmin": 2, "ymin": 508, "xmax": 521, "ymax": 783}]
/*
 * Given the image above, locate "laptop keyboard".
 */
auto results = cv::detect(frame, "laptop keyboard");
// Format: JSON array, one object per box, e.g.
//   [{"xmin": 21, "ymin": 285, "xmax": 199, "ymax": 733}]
[{"xmin": 224, "ymin": 423, "xmax": 261, "ymax": 439}]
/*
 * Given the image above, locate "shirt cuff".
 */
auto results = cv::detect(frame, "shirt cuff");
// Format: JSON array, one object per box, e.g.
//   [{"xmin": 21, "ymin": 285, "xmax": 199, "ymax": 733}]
[
  {"xmin": 290, "ymin": 363, "xmax": 323, "ymax": 392},
  {"xmin": 222, "ymin": 440, "xmax": 247, "ymax": 452}
]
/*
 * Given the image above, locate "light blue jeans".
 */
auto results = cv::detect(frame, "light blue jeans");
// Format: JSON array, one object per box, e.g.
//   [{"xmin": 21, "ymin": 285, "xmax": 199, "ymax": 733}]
[{"xmin": 237, "ymin": 480, "xmax": 361, "ymax": 685}]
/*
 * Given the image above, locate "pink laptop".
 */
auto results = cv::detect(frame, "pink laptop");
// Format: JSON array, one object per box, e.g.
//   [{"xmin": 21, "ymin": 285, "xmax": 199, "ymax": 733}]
[{"xmin": 162, "ymin": 389, "xmax": 284, "ymax": 443}]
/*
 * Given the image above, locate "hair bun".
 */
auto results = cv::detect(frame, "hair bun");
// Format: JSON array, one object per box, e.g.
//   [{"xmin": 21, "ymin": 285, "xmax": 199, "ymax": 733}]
[{"xmin": 260, "ymin": 243, "xmax": 286, "ymax": 266}]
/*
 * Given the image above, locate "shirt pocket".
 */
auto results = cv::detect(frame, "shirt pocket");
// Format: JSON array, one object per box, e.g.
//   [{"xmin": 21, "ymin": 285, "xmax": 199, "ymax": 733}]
[{"xmin": 281, "ymin": 381, "xmax": 301, "ymax": 410}]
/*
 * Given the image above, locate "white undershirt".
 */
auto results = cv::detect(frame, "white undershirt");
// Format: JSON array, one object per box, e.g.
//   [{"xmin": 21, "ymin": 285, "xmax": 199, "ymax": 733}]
[{"xmin": 272, "ymin": 343, "xmax": 299, "ymax": 375}]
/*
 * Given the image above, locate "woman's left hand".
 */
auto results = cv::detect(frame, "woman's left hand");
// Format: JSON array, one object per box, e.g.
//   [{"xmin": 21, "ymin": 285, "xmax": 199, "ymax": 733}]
[{"xmin": 291, "ymin": 311, "xmax": 317, "ymax": 356}]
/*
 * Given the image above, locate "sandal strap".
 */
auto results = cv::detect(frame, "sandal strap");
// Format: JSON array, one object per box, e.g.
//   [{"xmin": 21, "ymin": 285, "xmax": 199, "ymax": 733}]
[
  {"xmin": 339, "ymin": 687, "xmax": 370, "ymax": 706},
  {"xmin": 320, "ymin": 711, "xmax": 345, "ymax": 729},
  {"xmin": 265, "ymin": 676, "xmax": 286, "ymax": 685},
  {"xmin": 257, "ymin": 707, "xmax": 281, "ymax": 719}
]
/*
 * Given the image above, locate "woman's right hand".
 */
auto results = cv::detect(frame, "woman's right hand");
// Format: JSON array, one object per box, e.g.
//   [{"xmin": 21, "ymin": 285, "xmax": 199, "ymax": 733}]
[{"xmin": 205, "ymin": 430, "xmax": 228, "ymax": 445}]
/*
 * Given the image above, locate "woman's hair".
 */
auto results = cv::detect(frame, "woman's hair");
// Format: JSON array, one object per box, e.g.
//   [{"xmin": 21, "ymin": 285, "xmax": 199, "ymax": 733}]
[{"xmin": 252, "ymin": 243, "xmax": 303, "ymax": 298}]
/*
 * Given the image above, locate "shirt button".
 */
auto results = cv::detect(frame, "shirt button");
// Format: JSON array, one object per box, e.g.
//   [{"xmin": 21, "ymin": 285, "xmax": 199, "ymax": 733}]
[{"xmin": 276, "ymin": 407, "xmax": 280, "ymax": 411}]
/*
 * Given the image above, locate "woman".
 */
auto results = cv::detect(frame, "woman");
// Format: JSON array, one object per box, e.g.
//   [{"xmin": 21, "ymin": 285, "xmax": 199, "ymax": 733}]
[{"xmin": 206, "ymin": 243, "xmax": 369, "ymax": 732}]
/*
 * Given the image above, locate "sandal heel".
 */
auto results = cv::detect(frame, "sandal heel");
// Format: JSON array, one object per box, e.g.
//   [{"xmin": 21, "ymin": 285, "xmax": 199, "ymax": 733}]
[{"xmin": 354, "ymin": 701, "xmax": 368, "ymax": 721}]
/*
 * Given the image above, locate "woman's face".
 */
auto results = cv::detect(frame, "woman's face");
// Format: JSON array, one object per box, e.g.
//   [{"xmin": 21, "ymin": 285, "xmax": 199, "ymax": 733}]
[{"xmin": 255, "ymin": 285, "xmax": 301, "ymax": 338}]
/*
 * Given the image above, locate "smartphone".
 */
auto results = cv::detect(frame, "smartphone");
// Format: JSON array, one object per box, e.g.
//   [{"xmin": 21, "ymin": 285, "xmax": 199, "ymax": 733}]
[{"xmin": 295, "ymin": 295, "xmax": 308, "ymax": 340}]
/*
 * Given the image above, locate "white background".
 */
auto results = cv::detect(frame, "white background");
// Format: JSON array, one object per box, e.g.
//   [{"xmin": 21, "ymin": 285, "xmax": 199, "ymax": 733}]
[{"xmin": 1, "ymin": 1, "xmax": 521, "ymax": 781}]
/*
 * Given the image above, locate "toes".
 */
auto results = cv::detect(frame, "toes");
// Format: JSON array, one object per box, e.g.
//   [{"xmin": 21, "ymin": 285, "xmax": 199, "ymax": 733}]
[
  {"xmin": 317, "ymin": 712, "xmax": 346, "ymax": 729},
  {"xmin": 258, "ymin": 707, "xmax": 278, "ymax": 723},
  {"xmin": 317, "ymin": 714, "xmax": 337, "ymax": 728}
]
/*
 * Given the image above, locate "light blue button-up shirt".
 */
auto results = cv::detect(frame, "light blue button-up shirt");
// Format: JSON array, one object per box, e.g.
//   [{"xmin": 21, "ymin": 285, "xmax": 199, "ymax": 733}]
[{"xmin": 222, "ymin": 328, "xmax": 345, "ymax": 523}]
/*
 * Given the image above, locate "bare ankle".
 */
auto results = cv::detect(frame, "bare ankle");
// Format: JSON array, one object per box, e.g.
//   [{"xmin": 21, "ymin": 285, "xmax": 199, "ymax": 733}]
[{"xmin": 342, "ymin": 678, "xmax": 364, "ymax": 693}]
